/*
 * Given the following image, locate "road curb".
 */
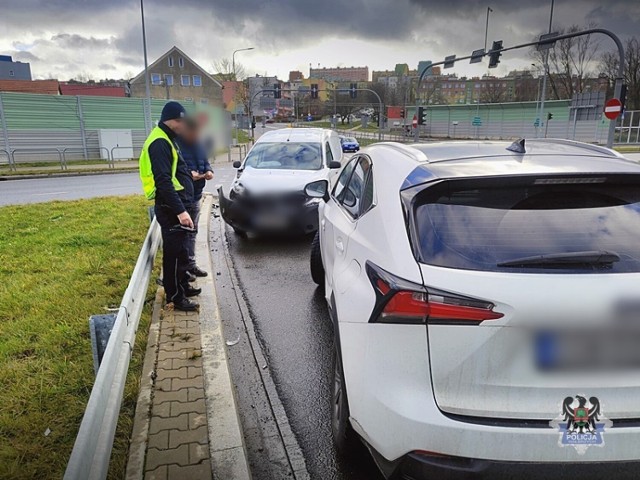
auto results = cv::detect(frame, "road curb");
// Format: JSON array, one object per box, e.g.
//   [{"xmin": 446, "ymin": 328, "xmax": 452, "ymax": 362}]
[
  {"xmin": 197, "ymin": 194, "xmax": 252, "ymax": 480},
  {"xmin": 0, "ymin": 168, "xmax": 138, "ymax": 181},
  {"xmin": 125, "ymin": 288, "xmax": 164, "ymax": 480}
]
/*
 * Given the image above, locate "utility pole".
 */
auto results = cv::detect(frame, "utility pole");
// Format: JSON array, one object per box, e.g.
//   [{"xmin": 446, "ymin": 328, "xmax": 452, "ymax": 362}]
[
  {"xmin": 484, "ymin": 6, "xmax": 493, "ymax": 52},
  {"xmin": 538, "ymin": 0, "xmax": 554, "ymax": 136},
  {"xmin": 232, "ymin": 47, "xmax": 254, "ymax": 146},
  {"xmin": 140, "ymin": 0, "xmax": 152, "ymax": 134}
]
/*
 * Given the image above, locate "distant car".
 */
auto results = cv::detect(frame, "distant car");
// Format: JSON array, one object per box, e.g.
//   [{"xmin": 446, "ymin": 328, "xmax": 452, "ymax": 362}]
[
  {"xmin": 306, "ymin": 139, "xmax": 640, "ymax": 479},
  {"xmin": 266, "ymin": 118, "xmax": 275, "ymax": 124},
  {"xmin": 340, "ymin": 137, "xmax": 359, "ymax": 153},
  {"xmin": 218, "ymin": 128, "xmax": 344, "ymax": 236}
]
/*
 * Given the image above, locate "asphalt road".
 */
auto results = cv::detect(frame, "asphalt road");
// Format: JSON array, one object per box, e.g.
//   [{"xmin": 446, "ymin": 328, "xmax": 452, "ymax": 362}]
[
  {"xmin": 217, "ymin": 226, "xmax": 383, "ymax": 480},
  {"xmin": 0, "ymin": 166, "xmax": 237, "ymax": 206}
]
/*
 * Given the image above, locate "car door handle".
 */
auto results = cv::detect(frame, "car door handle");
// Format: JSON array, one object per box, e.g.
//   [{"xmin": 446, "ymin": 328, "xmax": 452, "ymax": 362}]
[{"xmin": 335, "ymin": 238, "xmax": 344, "ymax": 253}]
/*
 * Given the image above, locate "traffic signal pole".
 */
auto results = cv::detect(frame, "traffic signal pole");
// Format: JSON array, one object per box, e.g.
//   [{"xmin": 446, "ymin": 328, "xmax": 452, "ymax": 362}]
[{"xmin": 413, "ymin": 27, "xmax": 625, "ymax": 147}]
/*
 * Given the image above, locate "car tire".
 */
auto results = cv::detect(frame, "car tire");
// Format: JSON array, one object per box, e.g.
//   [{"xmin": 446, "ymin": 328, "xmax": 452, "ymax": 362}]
[
  {"xmin": 332, "ymin": 343, "xmax": 357, "ymax": 457},
  {"xmin": 310, "ymin": 231, "xmax": 324, "ymax": 286}
]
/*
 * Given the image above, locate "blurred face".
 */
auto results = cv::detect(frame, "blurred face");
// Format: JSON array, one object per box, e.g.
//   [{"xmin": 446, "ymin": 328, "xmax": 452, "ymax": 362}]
[
  {"xmin": 164, "ymin": 118, "xmax": 186, "ymax": 136},
  {"xmin": 183, "ymin": 119, "xmax": 200, "ymax": 144}
]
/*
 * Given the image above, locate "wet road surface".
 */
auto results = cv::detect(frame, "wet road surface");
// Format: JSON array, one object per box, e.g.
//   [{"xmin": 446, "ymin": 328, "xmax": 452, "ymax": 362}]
[{"xmin": 213, "ymin": 216, "xmax": 383, "ymax": 480}]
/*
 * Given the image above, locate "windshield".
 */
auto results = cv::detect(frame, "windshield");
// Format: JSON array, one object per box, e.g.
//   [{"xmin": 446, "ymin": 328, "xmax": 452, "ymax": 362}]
[
  {"xmin": 243, "ymin": 142, "xmax": 323, "ymax": 170},
  {"xmin": 411, "ymin": 176, "xmax": 640, "ymax": 273},
  {"xmin": 345, "ymin": 137, "xmax": 357, "ymax": 143}
]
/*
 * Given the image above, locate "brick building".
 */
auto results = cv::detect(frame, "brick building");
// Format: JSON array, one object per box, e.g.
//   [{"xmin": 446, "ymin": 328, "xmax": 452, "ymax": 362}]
[{"xmin": 310, "ymin": 66, "xmax": 368, "ymax": 82}]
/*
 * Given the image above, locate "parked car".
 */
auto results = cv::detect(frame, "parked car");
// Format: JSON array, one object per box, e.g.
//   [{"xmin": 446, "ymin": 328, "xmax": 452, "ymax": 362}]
[
  {"xmin": 340, "ymin": 137, "xmax": 360, "ymax": 153},
  {"xmin": 307, "ymin": 139, "xmax": 640, "ymax": 479},
  {"xmin": 218, "ymin": 128, "xmax": 343, "ymax": 236}
]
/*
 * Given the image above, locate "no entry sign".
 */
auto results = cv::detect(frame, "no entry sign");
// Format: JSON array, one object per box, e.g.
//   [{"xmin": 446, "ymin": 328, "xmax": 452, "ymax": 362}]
[{"xmin": 604, "ymin": 98, "xmax": 623, "ymax": 120}]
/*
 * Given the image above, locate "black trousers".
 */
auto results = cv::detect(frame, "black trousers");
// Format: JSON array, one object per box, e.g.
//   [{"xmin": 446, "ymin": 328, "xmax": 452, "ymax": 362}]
[
  {"xmin": 185, "ymin": 201, "xmax": 200, "ymax": 270},
  {"xmin": 155, "ymin": 205, "xmax": 189, "ymax": 304}
]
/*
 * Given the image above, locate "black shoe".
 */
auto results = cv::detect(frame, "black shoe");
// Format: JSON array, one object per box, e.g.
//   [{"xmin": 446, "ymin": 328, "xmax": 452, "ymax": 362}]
[
  {"xmin": 185, "ymin": 271, "xmax": 197, "ymax": 283},
  {"xmin": 184, "ymin": 286, "xmax": 202, "ymax": 297},
  {"xmin": 189, "ymin": 266, "xmax": 208, "ymax": 277},
  {"xmin": 172, "ymin": 298, "xmax": 200, "ymax": 312}
]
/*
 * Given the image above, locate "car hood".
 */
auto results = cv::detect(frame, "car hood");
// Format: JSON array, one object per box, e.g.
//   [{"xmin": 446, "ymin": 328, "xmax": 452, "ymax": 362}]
[{"xmin": 237, "ymin": 167, "xmax": 327, "ymax": 195}]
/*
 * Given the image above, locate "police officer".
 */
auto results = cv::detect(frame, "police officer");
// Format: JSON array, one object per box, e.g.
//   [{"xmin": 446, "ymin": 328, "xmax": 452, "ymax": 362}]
[{"xmin": 139, "ymin": 101, "xmax": 201, "ymax": 312}]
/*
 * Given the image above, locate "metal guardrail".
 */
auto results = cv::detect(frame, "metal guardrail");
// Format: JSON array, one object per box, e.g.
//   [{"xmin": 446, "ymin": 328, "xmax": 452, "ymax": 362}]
[
  {"xmin": 11, "ymin": 147, "xmax": 66, "ymax": 170},
  {"xmin": 65, "ymin": 219, "xmax": 161, "ymax": 480},
  {"xmin": 111, "ymin": 146, "xmax": 137, "ymax": 161},
  {"xmin": 0, "ymin": 148, "xmax": 11, "ymax": 170},
  {"xmin": 62, "ymin": 147, "xmax": 114, "ymax": 168}
]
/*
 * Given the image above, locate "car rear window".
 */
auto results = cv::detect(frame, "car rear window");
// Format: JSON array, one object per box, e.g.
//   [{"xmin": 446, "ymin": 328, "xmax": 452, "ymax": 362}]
[
  {"xmin": 244, "ymin": 142, "xmax": 322, "ymax": 170},
  {"xmin": 412, "ymin": 176, "xmax": 640, "ymax": 273}
]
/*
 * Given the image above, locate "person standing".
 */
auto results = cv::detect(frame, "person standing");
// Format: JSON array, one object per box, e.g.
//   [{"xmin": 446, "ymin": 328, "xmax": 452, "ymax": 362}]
[
  {"xmin": 176, "ymin": 118, "xmax": 213, "ymax": 278},
  {"xmin": 139, "ymin": 101, "xmax": 201, "ymax": 312}
]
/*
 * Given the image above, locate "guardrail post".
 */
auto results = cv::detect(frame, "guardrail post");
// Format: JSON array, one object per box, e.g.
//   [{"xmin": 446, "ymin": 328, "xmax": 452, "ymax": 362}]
[
  {"xmin": 0, "ymin": 93, "xmax": 10, "ymax": 160},
  {"xmin": 58, "ymin": 148, "xmax": 66, "ymax": 170}
]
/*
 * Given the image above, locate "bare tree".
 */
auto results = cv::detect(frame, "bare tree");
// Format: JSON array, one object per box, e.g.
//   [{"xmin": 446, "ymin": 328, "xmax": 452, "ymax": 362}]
[
  {"xmin": 234, "ymin": 82, "xmax": 249, "ymax": 114},
  {"xmin": 213, "ymin": 57, "xmax": 246, "ymax": 81},
  {"xmin": 600, "ymin": 36, "xmax": 640, "ymax": 110},
  {"xmin": 480, "ymin": 82, "xmax": 509, "ymax": 103},
  {"xmin": 532, "ymin": 23, "xmax": 601, "ymax": 99}
]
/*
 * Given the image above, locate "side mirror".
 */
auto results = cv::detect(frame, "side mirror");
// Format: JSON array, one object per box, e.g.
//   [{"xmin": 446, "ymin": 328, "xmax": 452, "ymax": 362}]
[
  {"xmin": 329, "ymin": 161, "xmax": 342, "ymax": 169},
  {"xmin": 304, "ymin": 179, "xmax": 330, "ymax": 202},
  {"xmin": 232, "ymin": 160, "xmax": 242, "ymax": 168}
]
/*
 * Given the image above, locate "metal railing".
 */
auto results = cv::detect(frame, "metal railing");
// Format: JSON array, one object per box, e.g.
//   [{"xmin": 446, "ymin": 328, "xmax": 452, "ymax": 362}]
[
  {"xmin": 111, "ymin": 146, "xmax": 137, "ymax": 161},
  {"xmin": 65, "ymin": 219, "xmax": 161, "ymax": 480},
  {"xmin": 10, "ymin": 147, "xmax": 66, "ymax": 170},
  {"xmin": 0, "ymin": 148, "xmax": 11, "ymax": 170},
  {"xmin": 62, "ymin": 147, "xmax": 114, "ymax": 168}
]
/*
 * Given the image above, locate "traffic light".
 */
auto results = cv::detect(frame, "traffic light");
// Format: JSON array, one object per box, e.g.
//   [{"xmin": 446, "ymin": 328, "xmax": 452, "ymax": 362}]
[
  {"xmin": 547, "ymin": 112, "xmax": 553, "ymax": 121},
  {"xmin": 400, "ymin": 109, "xmax": 405, "ymax": 119},
  {"xmin": 311, "ymin": 84, "xmax": 319, "ymax": 99},
  {"xmin": 418, "ymin": 107, "xmax": 427, "ymax": 125},
  {"xmin": 488, "ymin": 40, "xmax": 503, "ymax": 68},
  {"xmin": 273, "ymin": 84, "xmax": 281, "ymax": 99},
  {"xmin": 350, "ymin": 83, "xmax": 357, "ymax": 99}
]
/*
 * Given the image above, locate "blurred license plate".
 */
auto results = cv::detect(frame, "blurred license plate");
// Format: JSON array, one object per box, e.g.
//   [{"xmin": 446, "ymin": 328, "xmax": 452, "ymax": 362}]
[
  {"xmin": 255, "ymin": 213, "xmax": 288, "ymax": 229},
  {"xmin": 535, "ymin": 329, "xmax": 640, "ymax": 371}
]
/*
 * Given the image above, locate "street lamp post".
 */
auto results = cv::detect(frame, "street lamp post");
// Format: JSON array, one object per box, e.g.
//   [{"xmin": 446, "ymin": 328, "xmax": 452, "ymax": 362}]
[
  {"xmin": 140, "ymin": 0, "xmax": 152, "ymax": 134},
  {"xmin": 538, "ymin": 0, "xmax": 555, "ymax": 134},
  {"xmin": 232, "ymin": 47, "xmax": 254, "ymax": 146}
]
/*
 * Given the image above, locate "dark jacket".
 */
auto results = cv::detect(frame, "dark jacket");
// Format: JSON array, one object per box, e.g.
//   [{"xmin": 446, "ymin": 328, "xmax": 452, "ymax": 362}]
[
  {"xmin": 149, "ymin": 122, "xmax": 194, "ymax": 215},
  {"xmin": 176, "ymin": 138, "xmax": 212, "ymax": 201}
]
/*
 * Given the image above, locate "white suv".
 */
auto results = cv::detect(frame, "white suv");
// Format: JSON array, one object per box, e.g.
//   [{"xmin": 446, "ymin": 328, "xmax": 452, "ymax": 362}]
[
  {"xmin": 306, "ymin": 139, "xmax": 640, "ymax": 479},
  {"xmin": 218, "ymin": 128, "xmax": 343, "ymax": 236}
]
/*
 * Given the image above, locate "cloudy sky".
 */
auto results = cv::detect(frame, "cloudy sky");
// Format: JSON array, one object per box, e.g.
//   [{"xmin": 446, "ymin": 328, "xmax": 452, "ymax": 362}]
[{"xmin": 2, "ymin": 0, "xmax": 639, "ymax": 81}]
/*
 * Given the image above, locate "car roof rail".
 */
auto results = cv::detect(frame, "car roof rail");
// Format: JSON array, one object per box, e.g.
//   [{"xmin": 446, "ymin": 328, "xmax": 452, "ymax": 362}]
[
  {"xmin": 527, "ymin": 138, "xmax": 625, "ymax": 158},
  {"xmin": 370, "ymin": 142, "xmax": 429, "ymax": 163}
]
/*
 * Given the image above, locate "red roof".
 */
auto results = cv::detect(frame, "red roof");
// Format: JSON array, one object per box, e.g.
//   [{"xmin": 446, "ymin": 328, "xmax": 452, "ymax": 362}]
[
  {"xmin": 60, "ymin": 83, "xmax": 125, "ymax": 97},
  {"xmin": 0, "ymin": 79, "xmax": 61, "ymax": 95}
]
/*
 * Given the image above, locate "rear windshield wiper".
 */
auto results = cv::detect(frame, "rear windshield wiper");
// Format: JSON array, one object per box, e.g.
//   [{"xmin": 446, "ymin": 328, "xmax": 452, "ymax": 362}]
[{"xmin": 497, "ymin": 251, "xmax": 621, "ymax": 268}]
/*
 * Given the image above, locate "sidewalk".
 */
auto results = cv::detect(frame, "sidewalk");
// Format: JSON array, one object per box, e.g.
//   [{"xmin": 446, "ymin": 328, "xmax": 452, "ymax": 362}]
[{"xmin": 126, "ymin": 194, "xmax": 250, "ymax": 480}]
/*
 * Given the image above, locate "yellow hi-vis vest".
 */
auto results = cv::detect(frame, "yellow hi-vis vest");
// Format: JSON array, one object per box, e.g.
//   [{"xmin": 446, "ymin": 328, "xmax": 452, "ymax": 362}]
[{"xmin": 139, "ymin": 126, "xmax": 184, "ymax": 200}]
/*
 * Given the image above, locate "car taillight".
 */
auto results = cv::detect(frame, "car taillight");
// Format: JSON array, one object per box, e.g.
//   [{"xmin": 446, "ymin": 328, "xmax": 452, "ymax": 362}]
[{"xmin": 367, "ymin": 261, "xmax": 503, "ymax": 325}]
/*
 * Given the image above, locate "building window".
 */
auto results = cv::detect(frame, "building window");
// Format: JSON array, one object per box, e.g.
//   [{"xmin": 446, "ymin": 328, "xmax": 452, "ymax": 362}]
[
  {"xmin": 181, "ymin": 75, "xmax": 190, "ymax": 86},
  {"xmin": 168, "ymin": 57, "xmax": 174, "ymax": 67},
  {"xmin": 200, "ymin": 98, "xmax": 208, "ymax": 104},
  {"xmin": 193, "ymin": 75, "xmax": 202, "ymax": 87},
  {"xmin": 178, "ymin": 57, "xmax": 184, "ymax": 68},
  {"xmin": 164, "ymin": 74, "xmax": 174, "ymax": 86},
  {"xmin": 151, "ymin": 73, "xmax": 161, "ymax": 85},
  {"xmin": 184, "ymin": 97, "xmax": 193, "ymax": 102}
]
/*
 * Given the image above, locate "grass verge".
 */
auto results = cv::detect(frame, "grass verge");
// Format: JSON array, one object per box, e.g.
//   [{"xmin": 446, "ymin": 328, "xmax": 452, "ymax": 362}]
[{"xmin": 0, "ymin": 195, "xmax": 158, "ymax": 479}]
